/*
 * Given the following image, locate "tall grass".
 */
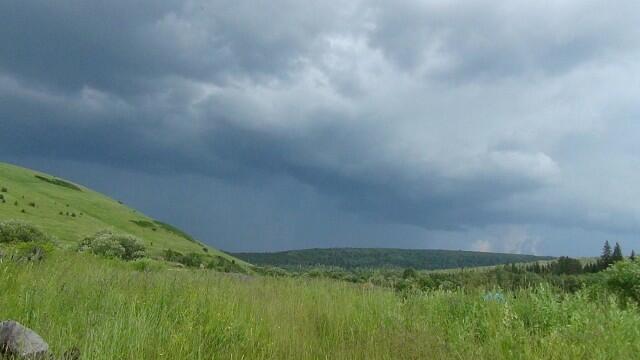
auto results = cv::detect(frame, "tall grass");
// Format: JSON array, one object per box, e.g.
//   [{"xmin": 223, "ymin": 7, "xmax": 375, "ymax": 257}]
[{"xmin": 1, "ymin": 252, "xmax": 639, "ymax": 359}]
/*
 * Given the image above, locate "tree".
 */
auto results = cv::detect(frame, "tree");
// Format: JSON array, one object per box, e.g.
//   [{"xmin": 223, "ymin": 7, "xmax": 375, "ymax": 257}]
[
  {"xmin": 631, "ymin": 250, "xmax": 636, "ymax": 261},
  {"xmin": 612, "ymin": 242, "xmax": 624, "ymax": 263},
  {"xmin": 553, "ymin": 257, "xmax": 583, "ymax": 275},
  {"xmin": 600, "ymin": 241, "xmax": 613, "ymax": 270},
  {"xmin": 402, "ymin": 268, "xmax": 417, "ymax": 279}
]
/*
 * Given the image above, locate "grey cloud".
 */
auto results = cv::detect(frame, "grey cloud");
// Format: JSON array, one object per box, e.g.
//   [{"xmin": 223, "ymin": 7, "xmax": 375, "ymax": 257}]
[
  {"xmin": 0, "ymin": 81, "xmax": 564, "ymax": 231},
  {"xmin": 3, "ymin": 0, "xmax": 640, "ymax": 253},
  {"xmin": 368, "ymin": 1, "xmax": 640, "ymax": 81},
  {"xmin": 0, "ymin": 0, "xmax": 356, "ymax": 94}
]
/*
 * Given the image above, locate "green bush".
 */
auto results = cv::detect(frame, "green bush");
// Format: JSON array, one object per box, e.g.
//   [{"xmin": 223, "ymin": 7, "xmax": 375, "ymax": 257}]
[
  {"xmin": 163, "ymin": 249, "xmax": 204, "ymax": 268},
  {"xmin": 604, "ymin": 259, "xmax": 640, "ymax": 304},
  {"xmin": 79, "ymin": 230, "xmax": 146, "ymax": 261},
  {"xmin": 117, "ymin": 234, "xmax": 146, "ymax": 260},
  {"xmin": 0, "ymin": 220, "xmax": 52, "ymax": 243},
  {"xmin": 130, "ymin": 258, "xmax": 165, "ymax": 272},
  {"xmin": 180, "ymin": 252, "xmax": 206, "ymax": 268},
  {"xmin": 163, "ymin": 249, "xmax": 184, "ymax": 263},
  {"xmin": 207, "ymin": 256, "xmax": 247, "ymax": 273},
  {"xmin": 402, "ymin": 268, "xmax": 417, "ymax": 279}
]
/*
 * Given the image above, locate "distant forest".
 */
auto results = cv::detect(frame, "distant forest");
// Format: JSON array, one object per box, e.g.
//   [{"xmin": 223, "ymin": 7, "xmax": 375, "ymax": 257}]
[{"xmin": 231, "ymin": 248, "xmax": 554, "ymax": 270}]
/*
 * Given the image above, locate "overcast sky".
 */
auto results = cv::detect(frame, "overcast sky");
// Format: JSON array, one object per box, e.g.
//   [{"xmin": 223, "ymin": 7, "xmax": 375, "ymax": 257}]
[{"xmin": 2, "ymin": 1, "xmax": 640, "ymax": 255}]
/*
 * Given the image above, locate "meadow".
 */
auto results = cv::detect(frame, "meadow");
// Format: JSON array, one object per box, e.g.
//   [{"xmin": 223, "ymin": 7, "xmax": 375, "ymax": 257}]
[{"xmin": 2, "ymin": 251, "xmax": 640, "ymax": 360}]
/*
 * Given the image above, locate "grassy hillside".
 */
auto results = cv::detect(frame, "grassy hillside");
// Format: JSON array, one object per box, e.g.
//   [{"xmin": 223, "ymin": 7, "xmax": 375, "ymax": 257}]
[
  {"xmin": 232, "ymin": 248, "xmax": 553, "ymax": 270},
  {"xmin": 0, "ymin": 162, "xmax": 243, "ymax": 264}
]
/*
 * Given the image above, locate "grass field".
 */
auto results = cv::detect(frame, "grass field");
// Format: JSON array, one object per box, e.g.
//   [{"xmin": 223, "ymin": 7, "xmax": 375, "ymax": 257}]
[
  {"xmin": 1, "ymin": 251, "xmax": 639, "ymax": 360},
  {"xmin": 0, "ymin": 162, "xmax": 243, "ymax": 264}
]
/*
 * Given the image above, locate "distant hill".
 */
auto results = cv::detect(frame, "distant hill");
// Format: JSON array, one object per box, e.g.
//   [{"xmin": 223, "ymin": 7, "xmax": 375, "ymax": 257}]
[
  {"xmin": 0, "ymin": 162, "xmax": 245, "ymax": 264},
  {"xmin": 231, "ymin": 248, "xmax": 554, "ymax": 270}
]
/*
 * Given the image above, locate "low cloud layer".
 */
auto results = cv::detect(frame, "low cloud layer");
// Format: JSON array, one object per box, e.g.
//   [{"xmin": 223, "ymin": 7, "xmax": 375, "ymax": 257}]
[{"xmin": 2, "ymin": 1, "xmax": 640, "ymax": 254}]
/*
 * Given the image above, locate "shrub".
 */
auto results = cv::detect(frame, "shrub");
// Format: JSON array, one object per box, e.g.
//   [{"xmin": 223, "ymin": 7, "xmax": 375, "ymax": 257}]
[
  {"xmin": 402, "ymin": 268, "xmax": 417, "ymax": 279},
  {"xmin": 163, "ymin": 249, "xmax": 220, "ymax": 269},
  {"xmin": 79, "ymin": 230, "xmax": 146, "ymax": 261},
  {"xmin": 1, "ymin": 187, "xmax": 7, "ymax": 192},
  {"xmin": 117, "ymin": 234, "xmax": 146, "ymax": 260},
  {"xmin": 163, "ymin": 249, "xmax": 184, "ymax": 263},
  {"xmin": 28, "ymin": 202, "xmax": 36, "ymax": 207},
  {"xmin": 131, "ymin": 258, "xmax": 165, "ymax": 272},
  {"xmin": 604, "ymin": 259, "xmax": 640, "ymax": 304},
  {"xmin": 207, "ymin": 256, "xmax": 247, "ymax": 273},
  {"xmin": 0, "ymin": 220, "xmax": 51, "ymax": 243},
  {"xmin": 79, "ymin": 232, "xmax": 125, "ymax": 259},
  {"xmin": 180, "ymin": 252, "xmax": 206, "ymax": 268}
]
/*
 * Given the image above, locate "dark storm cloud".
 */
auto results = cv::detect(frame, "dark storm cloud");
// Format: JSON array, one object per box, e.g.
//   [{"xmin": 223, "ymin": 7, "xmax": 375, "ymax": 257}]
[
  {"xmin": 3, "ymin": 0, "xmax": 640, "ymax": 253},
  {"xmin": 0, "ymin": 82, "xmax": 553, "ymax": 231},
  {"xmin": 0, "ymin": 0, "xmax": 356, "ymax": 93}
]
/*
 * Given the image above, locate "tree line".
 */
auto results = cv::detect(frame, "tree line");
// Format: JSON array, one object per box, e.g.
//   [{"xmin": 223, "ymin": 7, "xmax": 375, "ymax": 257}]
[{"xmin": 516, "ymin": 241, "xmax": 634, "ymax": 275}]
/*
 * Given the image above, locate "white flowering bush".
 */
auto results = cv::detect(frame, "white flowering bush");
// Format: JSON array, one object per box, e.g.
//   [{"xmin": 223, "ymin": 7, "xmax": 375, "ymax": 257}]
[{"xmin": 79, "ymin": 230, "xmax": 146, "ymax": 260}]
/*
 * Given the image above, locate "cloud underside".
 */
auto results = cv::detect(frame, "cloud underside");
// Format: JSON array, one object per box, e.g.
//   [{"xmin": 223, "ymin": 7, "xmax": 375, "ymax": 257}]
[{"xmin": 2, "ymin": 0, "xmax": 640, "ymax": 246}]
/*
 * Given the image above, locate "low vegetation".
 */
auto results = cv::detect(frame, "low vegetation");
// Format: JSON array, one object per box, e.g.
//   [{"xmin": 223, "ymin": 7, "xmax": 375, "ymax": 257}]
[{"xmin": 2, "ymin": 249, "xmax": 640, "ymax": 359}]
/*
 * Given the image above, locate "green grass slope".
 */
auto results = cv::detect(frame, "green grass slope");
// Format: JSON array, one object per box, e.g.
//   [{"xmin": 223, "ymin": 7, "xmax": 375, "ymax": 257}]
[
  {"xmin": 232, "ymin": 248, "xmax": 554, "ymax": 270},
  {"xmin": 0, "ymin": 162, "xmax": 244, "ymax": 264}
]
